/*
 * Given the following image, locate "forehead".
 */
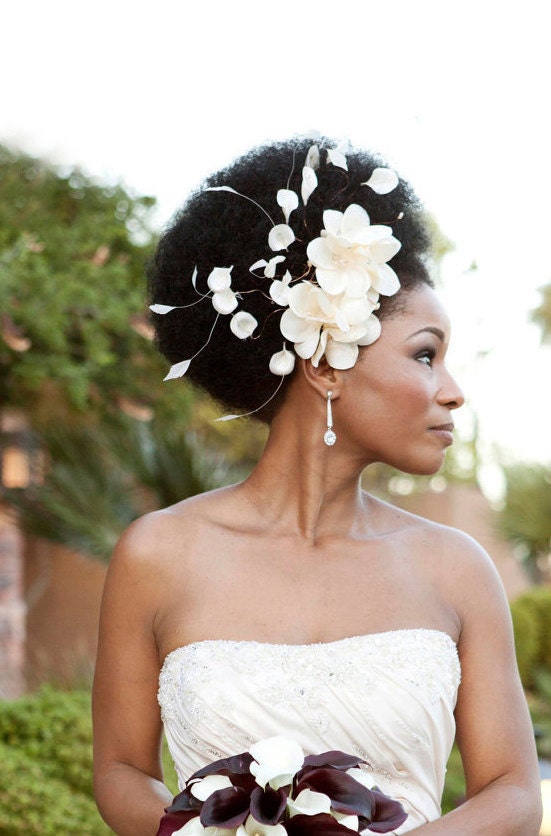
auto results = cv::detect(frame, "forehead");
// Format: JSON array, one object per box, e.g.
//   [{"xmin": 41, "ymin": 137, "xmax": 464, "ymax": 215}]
[{"xmin": 386, "ymin": 285, "xmax": 451, "ymax": 339}]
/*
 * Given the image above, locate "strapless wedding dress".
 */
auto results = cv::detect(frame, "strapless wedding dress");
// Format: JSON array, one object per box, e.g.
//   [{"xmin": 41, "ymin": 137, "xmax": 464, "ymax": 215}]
[{"xmin": 158, "ymin": 628, "xmax": 461, "ymax": 835}]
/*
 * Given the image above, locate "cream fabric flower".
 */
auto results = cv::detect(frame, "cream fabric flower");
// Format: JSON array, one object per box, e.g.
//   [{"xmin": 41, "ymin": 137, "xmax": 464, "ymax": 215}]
[
  {"xmin": 306, "ymin": 204, "xmax": 401, "ymax": 298},
  {"xmin": 280, "ymin": 281, "xmax": 381, "ymax": 370}
]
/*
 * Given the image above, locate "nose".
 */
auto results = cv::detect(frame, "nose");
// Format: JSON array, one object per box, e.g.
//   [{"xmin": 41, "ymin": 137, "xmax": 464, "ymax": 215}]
[{"xmin": 438, "ymin": 368, "xmax": 465, "ymax": 411}]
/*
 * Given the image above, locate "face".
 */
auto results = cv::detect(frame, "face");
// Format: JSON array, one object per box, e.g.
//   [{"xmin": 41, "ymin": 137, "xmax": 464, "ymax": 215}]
[{"xmin": 337, "ymin": 285, "xmax": 464, "ymax": 474}]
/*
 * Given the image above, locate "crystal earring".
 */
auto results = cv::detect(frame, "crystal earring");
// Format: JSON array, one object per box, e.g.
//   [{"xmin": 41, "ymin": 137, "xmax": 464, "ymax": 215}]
[{"xmin": 324, "ymin": 391, "xmax": 337, "ymax": 446}]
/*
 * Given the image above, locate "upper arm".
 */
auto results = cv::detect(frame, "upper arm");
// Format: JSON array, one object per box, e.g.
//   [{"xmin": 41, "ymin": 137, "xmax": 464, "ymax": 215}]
[
  {"xmin": 92, "ymin": 515, "xmax": 168, "ymax": 786},
  {"xmin": 450, "ymin": 536, "xmax": 539, "ymax": 798}
]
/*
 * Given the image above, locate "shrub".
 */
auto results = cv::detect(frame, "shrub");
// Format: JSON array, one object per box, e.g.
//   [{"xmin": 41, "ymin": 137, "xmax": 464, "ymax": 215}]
[
  {"xmin": 510, "ymin": 586, "xmax": 551, "ymax": 688},
  {"xmin": 0, "ymin": 686, "xmax": 111, "ymax": 835}
]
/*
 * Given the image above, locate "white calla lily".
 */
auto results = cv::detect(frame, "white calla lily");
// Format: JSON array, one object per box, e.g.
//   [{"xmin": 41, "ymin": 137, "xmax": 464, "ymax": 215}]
[
  {"xmin": 249, "ymin": 736, "xmax": 304, "ymax": 789},
  {"xmin": 172, "ymin": 817, "xmax": 206, "ymax": 836},
  {"xmin": 190, "ymin": 774, "xmax": 233, "ymax": 801},
  {"xmin": 346, "ymin": 766, "xmax": 377, "ymax": 789},
  {"xmin": 150, "ymin": 303, "xmax": 177, "ymax": 314},
  {"xmin": 362, "ymin": 167, "xmax": 399, "ymax": 195},
  {"xmin": 230, "ymin": 311, "xmax": 258, "ymax": 339},
  {"xmin": 207, "ymin": 266, "xmax": 233, "ymax": 292},
  {"xmin": 268, "ymin": 224, "xmax": 295, "ymax": 252},
  {"xmin": 332, "ymin": 812, "xmax": 360, "ymax": 831},
  {"xmin": 238, "ymin": 816, "xmax": 287, "ymax": 836},
  {"xmin": 277, "ymin": 189, "xmax": 299, "ymax": 223},
  {"xmin": 287, "ymin": 789, "xmax": 331, "ymax": 818}
]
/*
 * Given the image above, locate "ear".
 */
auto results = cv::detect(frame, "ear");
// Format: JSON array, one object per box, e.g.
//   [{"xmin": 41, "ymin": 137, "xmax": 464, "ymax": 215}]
[{"xmin": 299, "ymin": 356, "xmax": 343, "ymax": 400}]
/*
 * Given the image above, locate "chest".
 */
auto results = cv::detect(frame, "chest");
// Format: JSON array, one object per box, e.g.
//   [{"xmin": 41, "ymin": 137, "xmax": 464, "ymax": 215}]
[{"xmin": 156, "ymin": 534, "xmax": 453, "ymax": 655}]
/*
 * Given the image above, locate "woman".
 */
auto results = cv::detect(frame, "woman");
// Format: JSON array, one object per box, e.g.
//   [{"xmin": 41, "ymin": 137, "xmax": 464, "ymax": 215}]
[{"xmin": 92, "ymin": 136, "xmax": 542, "ymax": 834}]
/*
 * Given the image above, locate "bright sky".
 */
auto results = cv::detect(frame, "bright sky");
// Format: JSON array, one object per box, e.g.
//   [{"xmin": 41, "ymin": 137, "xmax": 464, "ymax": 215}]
[{"xmin": 2, "ymin": 0, "xmax": 551, "ymax": 480}]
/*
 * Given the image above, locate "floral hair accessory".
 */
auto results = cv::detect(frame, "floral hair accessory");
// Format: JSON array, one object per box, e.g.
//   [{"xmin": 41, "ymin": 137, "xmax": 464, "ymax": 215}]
[
  {"xmin": 151, "ymin": 140, "xmax": 402, "ymax": 418},
  {"xmin": 155, "ymin": 735, "xmax": 407, "ymax": 836}
]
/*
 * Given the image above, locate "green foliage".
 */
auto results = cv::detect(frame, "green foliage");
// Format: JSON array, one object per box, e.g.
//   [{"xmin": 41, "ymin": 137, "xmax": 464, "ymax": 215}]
[
  {"xmin": 498, "ymin": 464, "xmax": 551, "ymax": 581},
  {"xmin": 532, "ymin": 281, "xmax": 551, "ymax": 343},
  {"xmin": 0, "ymin": 143, "xmax": 188, "ymax": 421},
  {"xmin": 0, "ymin": 687, "xmax": 111, "ymax": 835},
  {"xmin": 442, "ymin": 745, "xmax": 465, "ymax": 815},
  {"xmin": 510, "ymin": 587, "xmax": 551, "ymax": 688},
  {"xmin": 4, "ymin": 414, "xmax": 242, "ymax": 560}
]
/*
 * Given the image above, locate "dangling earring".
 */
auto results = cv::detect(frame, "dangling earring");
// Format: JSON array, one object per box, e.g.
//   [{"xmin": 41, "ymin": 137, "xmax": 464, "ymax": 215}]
[{"xmin": 324, "ymin": 391, "xmax": 337, "ymax": 447}]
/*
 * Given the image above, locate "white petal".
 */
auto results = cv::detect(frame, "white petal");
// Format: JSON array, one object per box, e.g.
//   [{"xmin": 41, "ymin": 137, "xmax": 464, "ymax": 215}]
[
  {"xmin": 212, "ymin": 289, "xmax": 238, "ymax": 314},
  {"xmin": 301, "ymin": 166, "xmax": 318, "ymax": 205},
  {"xmin": 356, "ymin": 314, "xmax": 382, "ymax": 345},
  {"xmin": 306, "ymin": 237, "xmax": 334, "ymax": 270},
  {"xmin": 269, "ymin": 347, "xmax": 296, "ymax": 375},
  {"xmin": 172, "ymin": 816, "xmax": 206, "ymax": 836},
  {"xmin": 264, "ymin": 255, "xmax": 286, "ymax": 278},
  {"xmin": 369, "ymin": 235, "xmax": 402, "ymax": 265},
  {"xmin": 205, "ymin": 185, "xmax": 239, "ymax": 194},
  {"xmin": 268, "ymin": 224, "xmax": 295, "ymax": 252},
  {"xmin": 332, "ymin": 813, "xmax": 359, "ymax": 831},
  {"xmin": 191, "ymin": 774, "xmax": 233, "ymax": 801},
  {"xmin": 322, "ymin": 209, "xmax": 344, "ymax": 236},
  {"xmin": 294, "ymin": 331, "xmax": 322, "ymax": 360},
  {"xmin": 347, "ymin": 767, "xmax": 377, "ymax": 790},
  {"xmin": 164, "ymin": 359, "xmax": 191, "ymax": 380},
  {"xmin": 191, "ymin": 266, "xmax": 199, "ymax": 289},
  {"xmin": 250, "ymin": 259, "xmax": 268, "ymax": 272},
  {"xmin": 362, "ymin": 167, "xmax": 399, "ymax": 194},
  {"xmin": 325, "ymin": 339, "xmax": 359, "ymax": 369},
  {"xmin": 277, "ymin": 189, "xmax": 299, "ymax": 223},
  {"xmin": 207, "ymin": 266, "xmax": 233, "ymax": 292},
  {"xmin": 269, "ymin": 279, "xmax": 290, "ymax": 307},
  {"xmin": 287, "ymin": 789, "xmax": 331, "ymax": 817},
  {"xmin": 243, "ymin": 816, "xmax": 287, "ymax": 836},
  {"xmin": 371, "ymin": 262, "xmax": 401, "ymax": 296},
  {"xmin": 314, "ymin": 266, "xmax": 348, "ymax": 296},
  {"xmin": 327, "ymin": 147, "xmax": 348, "ymax": 170},
  {"xmin": 249, "ymin": 736, "xmax": 304, "ymax": 789},
  {"xmin": 305, "ymin": 144, "xmax": 320, "ymax": 170},
  {"xmin": 279, "ymin": 309, "xmax": 318, "ymax": 344},
  {"xmin": 230, "ymin": 311, "xmax": 258, "ymax": 339},
  {"xmin": 150, "ymin": 304, "xmax": 177, "ymax": 314},
  {"xmin": 340, "ymin": 204, "xmax": 371, "ymax": 238}
]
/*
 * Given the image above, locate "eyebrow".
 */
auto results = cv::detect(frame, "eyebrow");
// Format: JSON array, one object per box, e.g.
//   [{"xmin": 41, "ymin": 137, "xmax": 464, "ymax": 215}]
[{"xmin": 406, "ymin": 326, "xmax": 446, "ymax": 342}]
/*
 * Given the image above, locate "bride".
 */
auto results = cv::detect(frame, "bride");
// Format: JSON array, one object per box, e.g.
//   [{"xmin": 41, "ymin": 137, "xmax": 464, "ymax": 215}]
[{"xmin": 92, "ymin": 136, "xmax": 542, "ymax": 834}]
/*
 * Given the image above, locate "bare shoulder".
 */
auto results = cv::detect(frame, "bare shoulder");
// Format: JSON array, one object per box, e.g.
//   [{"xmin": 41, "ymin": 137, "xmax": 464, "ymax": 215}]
[
  {"xmin": 367, "ymin": 492, "xmax": 508, "ymax": 621},
  {"xmin": 110, "ymin": 484, "xmax": 239, "ymax": 573}
]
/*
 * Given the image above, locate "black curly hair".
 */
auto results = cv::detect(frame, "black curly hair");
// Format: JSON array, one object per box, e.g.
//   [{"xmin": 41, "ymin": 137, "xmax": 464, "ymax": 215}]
[{"xmin": 147, "ymin": 135, "xmax": 433, "ymax": 423}]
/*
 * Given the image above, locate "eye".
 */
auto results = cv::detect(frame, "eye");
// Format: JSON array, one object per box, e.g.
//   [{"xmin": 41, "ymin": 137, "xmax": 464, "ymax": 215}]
[{"xmin": 416, "ymin": 349, "xmax": 435, "ymax": 367}]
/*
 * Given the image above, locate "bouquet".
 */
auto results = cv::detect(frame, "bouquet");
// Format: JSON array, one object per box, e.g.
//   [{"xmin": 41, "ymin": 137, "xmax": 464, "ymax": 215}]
[{"xmin": 157, "ymin": 736, "xmax": 407, "ymax": 836}]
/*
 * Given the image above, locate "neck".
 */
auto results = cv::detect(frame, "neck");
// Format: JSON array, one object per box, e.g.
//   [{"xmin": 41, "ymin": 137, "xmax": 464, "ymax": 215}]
[{"xmin": 241, "ymin": 391, "xmax": 369, "ymax": 544}]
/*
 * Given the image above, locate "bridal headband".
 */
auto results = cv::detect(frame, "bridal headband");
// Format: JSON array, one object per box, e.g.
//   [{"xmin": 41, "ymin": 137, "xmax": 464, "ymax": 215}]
[{"xmin": 150, "ymin": 139, "xmax": 403, "ymax": 419}]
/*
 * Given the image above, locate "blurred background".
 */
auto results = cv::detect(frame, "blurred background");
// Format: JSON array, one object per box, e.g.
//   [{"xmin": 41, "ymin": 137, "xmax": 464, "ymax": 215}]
[{"xmin": 1, "ymin": 1, "xmax": 551, "ymax": 833}]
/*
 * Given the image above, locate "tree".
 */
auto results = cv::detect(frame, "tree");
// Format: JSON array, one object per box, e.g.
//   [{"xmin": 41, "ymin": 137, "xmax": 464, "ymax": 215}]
[
  {"xmin": 498, "ymin": 464, "xmax": 551, "ymax": 583},
  {"xmin": 0, "ymin": 144, "xmax": 189, "ymax": 423}
]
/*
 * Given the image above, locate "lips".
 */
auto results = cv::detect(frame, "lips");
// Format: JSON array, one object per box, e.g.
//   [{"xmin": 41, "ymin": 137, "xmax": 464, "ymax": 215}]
[{"xmin": 429, "ymin": 423, "xmax": 454, "ymax": 445}]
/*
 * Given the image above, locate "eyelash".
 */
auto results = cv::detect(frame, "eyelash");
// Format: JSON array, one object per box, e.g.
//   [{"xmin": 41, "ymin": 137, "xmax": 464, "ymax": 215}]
[{"xmin": 416, "ymin": 348, "xmax": 436, "ymax": 367}]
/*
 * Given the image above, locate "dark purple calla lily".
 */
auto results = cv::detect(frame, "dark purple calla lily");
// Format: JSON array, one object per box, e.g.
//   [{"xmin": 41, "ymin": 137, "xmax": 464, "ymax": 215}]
[
  {"xmin": 295, "ymin": 768, "xmax": 375, "ymax": 820},
  {"xmin": 200, "ymin": 785, "xmax": 251, "ymax": 828},
  {"xmin": 302, "ymin": 752, "xmax": 366, "ymax": 772},
  {"xmin": 166, "ymin": 786, "xmax": 203, "ymax": 814},
  {"xmin": 156, "ymin": 810, "xmax": 197, "ymax": 836},
  {"xmin": 250, "ymin": 785, "xmax": 289, "ymax": 825},
  {"xmin": 363, "ymin": 789, "xmax": 407, "ymax": 833},
  {"xmin": 188, "ymin": 752, "xmax": 255, "ymax": 783}
]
